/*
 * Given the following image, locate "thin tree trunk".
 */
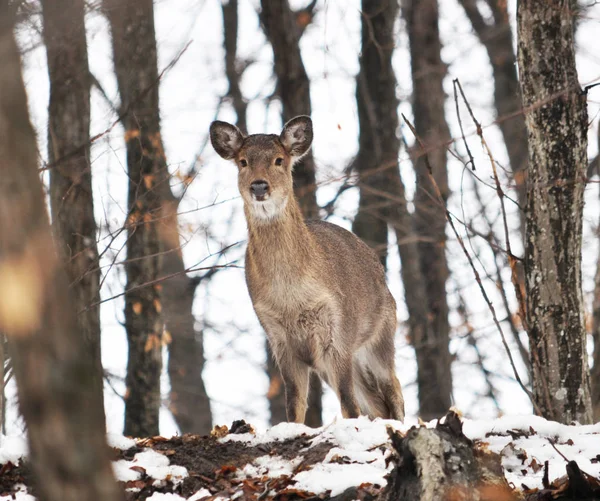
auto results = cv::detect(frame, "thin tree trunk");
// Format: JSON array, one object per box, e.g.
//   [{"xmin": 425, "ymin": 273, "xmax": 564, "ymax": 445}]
[
  {"xmin": 105, "ymin": 0, "xmax": 211, "ymax": 436},
  {"xmin": 160, "ymin": 202, "xmax": 212, "ymax": 435},
  {"xmin": 222, "ymin": 0, "xmax": 247, "ymax": 135},
  {"xmin": 352, "ymin": 0, "xmax": 401, "ymax": 269},
  {"xmin": 458, "ymin": 0, "xmax": 529, "ymax": 220},
  {"xmin": 403, "ymin": 0, "xmax": 454, "ymax": 419},
  {"xmin": 259, "ymin": 0, "xmax": 318, "ymax": 220},
  {"xmin": 41, "ymin": 0, "xmax": 105, "ymax": 422},
  {"xmin": 259, "ymin": 0, "xmax": 322, "ymax": 427},
  {"xmin": 0, "ymin": 6, "xmax": 123, "ymax": 499},
  {"xmin": 517, "ymin": 0, "xmax": 592, "ymax": 424},
  {"xmin": 103, "ymin": 0, "xmax": 165, "ymax": 437}
]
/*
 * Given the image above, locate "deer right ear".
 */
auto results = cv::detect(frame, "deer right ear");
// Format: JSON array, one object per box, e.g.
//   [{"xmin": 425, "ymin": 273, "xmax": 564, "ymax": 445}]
[{"xmin": 210, "ymin": 121, "xmax": 244, "ymax": 160}]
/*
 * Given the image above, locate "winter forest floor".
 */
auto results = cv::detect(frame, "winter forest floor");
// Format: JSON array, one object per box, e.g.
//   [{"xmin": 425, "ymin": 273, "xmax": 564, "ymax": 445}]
[{"xmin": 2, "ymin": 413, "xmax": 600, "ymax": 500}]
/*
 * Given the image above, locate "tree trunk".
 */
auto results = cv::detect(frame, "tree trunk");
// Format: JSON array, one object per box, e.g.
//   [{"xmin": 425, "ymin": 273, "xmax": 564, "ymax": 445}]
[
  {"xmin": 222, "ymin": 0, "xmax": 248, "ymax": 135},
  {"xmin": 458, "ymin": 0, "xmax": 529, "ymax": 221},
  {"xmin": 380, "ymin": 412, "xmax": 513, "ymax": 501},
  {"xmin": 160, "ymin": 201, "xmax": 212, "ymax": 435},
  {"xmin": 517, "ymin": 0, "xmax": 592, "ymax": 424},
  {"xmin": 106, "ymin": 0, "xmax": 211, "ymax": 436},
  {"xmin": 259, "ymin": 0, "xmax": 322, "ymax": 427},
  {"xmin": 403, "ymin": 0, "xmax": 454, "ymax": 420},
  {"xmin": 41, "ymin": 0, "xmax": 105, "ymax": 422},
  {"xmin": 0, "ymin": 6, "xmax": 123, "ymax": 499},
  {"xmin": 103, "ymin": 0, "xmax": 166, "ymax": 437},
  {"xmin": 352, "ymin": 0, "xmax": 401, "ymax": 269}
]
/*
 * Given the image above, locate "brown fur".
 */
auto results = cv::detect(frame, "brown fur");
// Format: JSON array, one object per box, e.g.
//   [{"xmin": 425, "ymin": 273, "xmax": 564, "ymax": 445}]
[{"xmin": 210, "ymin": 116, "xmax": 405, "ymax": 423}]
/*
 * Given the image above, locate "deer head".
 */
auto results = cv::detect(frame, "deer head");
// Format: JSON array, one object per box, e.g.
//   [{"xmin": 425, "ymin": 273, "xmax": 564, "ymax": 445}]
[{"xmin": 210, "ymin": 116, "xmax": 313, "ymax": 222}]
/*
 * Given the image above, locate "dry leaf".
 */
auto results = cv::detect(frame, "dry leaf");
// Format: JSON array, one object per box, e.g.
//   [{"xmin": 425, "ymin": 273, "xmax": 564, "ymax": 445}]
[
  {"xmin": 211, "ymin": 425, "xmax": 229, "ymax": 439},
  {"xmin": 132, "ymin": 302, "xmax": 143, "ymax": 315}
]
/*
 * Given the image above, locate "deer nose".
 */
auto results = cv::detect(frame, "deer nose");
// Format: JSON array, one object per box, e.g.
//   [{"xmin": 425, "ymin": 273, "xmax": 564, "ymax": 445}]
[{"xmin": 250, "ymin": 180, "xmax": 269, "ymax": 198}]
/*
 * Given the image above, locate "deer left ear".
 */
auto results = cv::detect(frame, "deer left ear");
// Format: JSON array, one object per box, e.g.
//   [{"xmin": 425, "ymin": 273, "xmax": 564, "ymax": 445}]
[{"xmin": 280, "ymin": 116, "xmax": 313, "ymax": 158}]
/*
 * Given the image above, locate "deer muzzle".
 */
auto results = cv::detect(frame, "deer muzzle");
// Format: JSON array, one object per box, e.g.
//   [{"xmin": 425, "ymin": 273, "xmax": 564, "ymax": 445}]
[{"xmin": 250, "ymin": 180, "xmax": 270, "ymax": 200}]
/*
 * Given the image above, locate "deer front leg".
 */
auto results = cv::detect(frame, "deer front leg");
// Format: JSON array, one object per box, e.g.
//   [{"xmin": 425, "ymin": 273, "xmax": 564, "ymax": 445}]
[{"xmin": 279, "ymin": 355, "xmax": 310, "ymax": 424}]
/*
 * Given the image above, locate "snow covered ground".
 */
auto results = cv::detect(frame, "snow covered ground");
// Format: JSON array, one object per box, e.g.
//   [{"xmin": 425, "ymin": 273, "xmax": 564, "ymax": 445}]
[{"xmin": 2, "ymin": 414, "xmax": 600, "ymax": 500}]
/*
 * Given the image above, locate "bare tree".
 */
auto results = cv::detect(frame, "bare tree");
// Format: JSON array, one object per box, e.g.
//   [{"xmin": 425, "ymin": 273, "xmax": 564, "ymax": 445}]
[
  {"xmin": 457, "ymin": 0, "xmax": 529, "ymax": 221},
  {"xmin": 104, "ymin": 0, "xmax": 211, "ymax": 436},
  {"xmin": 41, "ymin": 0, "xmax": 105, "ymax": 420},
  {"xmin": 222, "ymin": 0, "xmax": 248, "ymax": 134},
  {"xmin": 402, "ymin": 0, "xmax": 454, "ymax": 419},
  {"xmin": 259, "ymin": 0, "xmax": 322, "ymax": 427},
  {"xmin": 352, "ymin": 0, "xmax": 401, "ymax": 267},
  {"xmin": 0, "ymin": 4, "xmax": 123, "ymax": 499},
  {"xmin": 517, "ymin": 0, "xmax": 592, "ymax": 424},
  {"xmin": 103, "ymin": 0, "xmax": 166, "ymax": 437}
]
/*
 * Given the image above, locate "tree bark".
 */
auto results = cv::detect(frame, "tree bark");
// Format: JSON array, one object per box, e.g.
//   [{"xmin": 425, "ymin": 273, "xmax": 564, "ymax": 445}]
[
  {"xmin": 517, "ymin": 0, "xmax": 592, "ymax": 424},
  {"xmin": 103, "ymin": 0, "xmax": 166, "ymax": 437},
  {"xmin": 160, "ymin": 202, "xmax": 212, "ymax": 435},
  {"xmin": 0, "ymin": 6, "xmax": 123, "ymax": 499},
  {"xmin": 105, "ymin": 0, "xmax": 211, "ymax": 437},
  {"xmin": 380, "ymin": 412, "xmax": 513, "ymax": 501},
  {"xmin": 353, "ymin": 0, "xmax": 402, "ymax": 269},
  {"xmin": 458, "ymin": 0, "xmax": 529, "ymax": 221},
  {"xmin": 222, "ymin": 0, "xmax": 248, "ymax": 135},
  {"xmin": 259, "ymin": 0, "xmax": 322, "ymax": 427},
  {"xmin": 41, "ymin": 0, "xmax": 105, "ymax": 422},
  {"xmin": 403, "ymin": 0, "xmax": 454, "ymax": 419}
]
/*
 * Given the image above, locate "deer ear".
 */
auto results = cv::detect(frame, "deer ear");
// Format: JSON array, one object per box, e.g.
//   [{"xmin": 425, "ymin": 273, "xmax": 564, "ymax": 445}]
[
  {"xmin": 210, "ymin": 121, "xmax": 244, "ymax": 160},
  {"xmin": 280, "ymin": 116, "xmax": 313, "ymax": 158}
]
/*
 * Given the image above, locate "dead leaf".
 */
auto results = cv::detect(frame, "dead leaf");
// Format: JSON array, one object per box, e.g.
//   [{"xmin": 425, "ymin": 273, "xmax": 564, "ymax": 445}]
[
  {"xmin": 211, "ymin": 425, "xmax": 229, "ymax": 439},
  {"xmin": 132, "ymin": 302, "xmax": 143, "ymax": 315}
]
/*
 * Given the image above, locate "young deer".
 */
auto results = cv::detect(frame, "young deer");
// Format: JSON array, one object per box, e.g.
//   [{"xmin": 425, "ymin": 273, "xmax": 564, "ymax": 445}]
[{"xmin": 210, "ymin": 116, "xmax": 405, "ymax": 423}]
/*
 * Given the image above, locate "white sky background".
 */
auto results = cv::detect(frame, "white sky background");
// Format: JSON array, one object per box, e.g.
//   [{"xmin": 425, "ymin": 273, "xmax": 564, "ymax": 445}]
[{"xmin": 6, "ymin": 0, "xmax": 600, "ymax": 436}]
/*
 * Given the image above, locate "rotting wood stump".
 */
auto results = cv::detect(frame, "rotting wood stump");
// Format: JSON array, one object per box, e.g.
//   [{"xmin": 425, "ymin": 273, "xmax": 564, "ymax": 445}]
[{"xmin": 379, "ymin": 411, "xmax": 517, "ymax": 501}]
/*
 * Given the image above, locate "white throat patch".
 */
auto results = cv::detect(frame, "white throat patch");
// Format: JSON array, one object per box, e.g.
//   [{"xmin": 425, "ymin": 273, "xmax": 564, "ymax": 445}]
[{"xmin": 249, "ymin": 195, "xmax": 288, "ymax": 223}]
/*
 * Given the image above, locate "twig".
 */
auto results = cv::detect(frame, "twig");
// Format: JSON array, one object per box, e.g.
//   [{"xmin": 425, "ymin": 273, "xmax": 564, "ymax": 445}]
[{"xmin": 401, "ymin": 112, "xmax": 540, "ymax": 415}]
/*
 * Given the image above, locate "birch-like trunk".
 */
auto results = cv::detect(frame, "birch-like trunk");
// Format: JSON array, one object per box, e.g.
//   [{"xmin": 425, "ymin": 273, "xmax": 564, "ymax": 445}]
[{"xmin": 517, "ymin": 0, "xmax": 592, "ymax": 424}]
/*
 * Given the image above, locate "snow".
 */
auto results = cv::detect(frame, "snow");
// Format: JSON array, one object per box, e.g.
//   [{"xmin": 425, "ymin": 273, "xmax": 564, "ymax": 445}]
[
  {"xmin": 187, "ymin": 489, "xmax": 212, "ymax": 501},
  {"xmin": 2, "ymin": 415, "xmax": 600, "ymax": 499},
  {"xmin": 107, "ymin": 433, "xmax": 137, "ymax": 450},
  {"xmin": 0, "ymin": 436, "xmax": 28, "ymax": 464},
  {"xmin": 129, "ymin": 450, "xmax": 188, "ymax": 484},
  {"xmin": 294, "ymin": 462, "xmax": 388, "ymax": 497}
]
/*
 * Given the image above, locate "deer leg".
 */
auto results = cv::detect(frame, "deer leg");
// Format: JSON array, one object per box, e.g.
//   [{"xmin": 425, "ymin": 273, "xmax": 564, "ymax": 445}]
[
  {"xmin": 335, "ymin": 361, "xmax": 362, "ymax": 419},
  {"xmin": 279, "ymin": 355, "xmax": 310, "ymax": 424}
]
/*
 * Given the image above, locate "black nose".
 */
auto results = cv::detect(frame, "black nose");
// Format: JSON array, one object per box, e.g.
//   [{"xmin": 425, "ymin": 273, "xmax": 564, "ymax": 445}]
[{"xmin": 250, "ymin": 180, "xmax": 269, "ymax": 198}]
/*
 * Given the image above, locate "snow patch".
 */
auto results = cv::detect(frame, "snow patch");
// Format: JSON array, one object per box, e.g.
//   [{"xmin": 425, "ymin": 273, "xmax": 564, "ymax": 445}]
[
  {"xmin": 107, "ymin": 433, "xmax": 137, "ymax": 450},
  {"xmin": 0, "ymin": 436, "xmax": 28, "ymax": 464}
]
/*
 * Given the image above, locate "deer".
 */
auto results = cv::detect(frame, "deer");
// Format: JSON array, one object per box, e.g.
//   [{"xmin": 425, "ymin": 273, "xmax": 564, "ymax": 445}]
[{"xmin": 210, "ymin": 116, "xmax": 405, "ymax": 424}]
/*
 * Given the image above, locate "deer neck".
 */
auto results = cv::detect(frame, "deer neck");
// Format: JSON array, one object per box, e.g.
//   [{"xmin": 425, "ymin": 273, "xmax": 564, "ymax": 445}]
[{"xmin": 245, "ymin": 197, "xmax": 317, "ymax": 280}]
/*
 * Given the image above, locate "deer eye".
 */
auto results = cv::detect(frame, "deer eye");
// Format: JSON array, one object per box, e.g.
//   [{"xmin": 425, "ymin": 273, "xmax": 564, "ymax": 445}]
[
  {"xmin": 240, "ymin": 159, "xmax": 248, "ymax": 167},
  {"xmin": 274, "ymin": 157, "xmax": 283, "ymax": 166}
]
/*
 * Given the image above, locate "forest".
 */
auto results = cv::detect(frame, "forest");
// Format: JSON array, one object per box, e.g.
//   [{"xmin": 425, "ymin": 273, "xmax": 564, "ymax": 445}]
[{"xmin": 0, "ymin": 0, "xmax": 600, "ymax": 500}]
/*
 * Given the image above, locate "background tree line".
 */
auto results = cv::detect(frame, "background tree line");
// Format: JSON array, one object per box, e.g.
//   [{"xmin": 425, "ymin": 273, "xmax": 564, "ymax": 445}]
[{"xmin": 0, "ymin": 0, "xmax": 600, "ymax": 496}]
